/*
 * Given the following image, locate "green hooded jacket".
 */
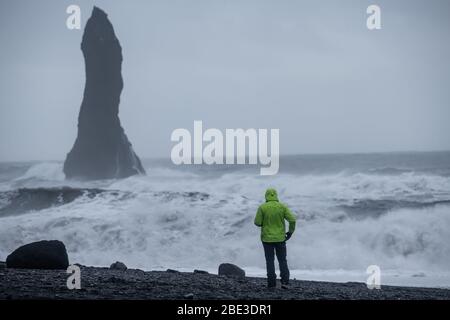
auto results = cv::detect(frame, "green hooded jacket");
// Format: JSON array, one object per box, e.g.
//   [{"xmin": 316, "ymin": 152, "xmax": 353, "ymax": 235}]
[{"xmin": 254, "ymin": 188, "xmax": 296, "ymax": 242}]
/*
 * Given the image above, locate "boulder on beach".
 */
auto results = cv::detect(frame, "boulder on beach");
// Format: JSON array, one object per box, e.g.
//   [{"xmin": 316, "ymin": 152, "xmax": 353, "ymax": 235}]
[
  {"xmin": 166, "ymin": 269, "xmax": 179, "ymax": 273},
  {"xmin": 218, "ymin": 263, "xmax": 245, "ymax": 278},
  {"xmin": 6, "ymin": 240, "xmax": 69, "ymax": 270},
  {"xmin": 194, "ymin": 269, "xmax": 209, "ymax": 274},
  {"xmin": 110, "ymin": 261, "xmax": 127, "ymax": 271}
]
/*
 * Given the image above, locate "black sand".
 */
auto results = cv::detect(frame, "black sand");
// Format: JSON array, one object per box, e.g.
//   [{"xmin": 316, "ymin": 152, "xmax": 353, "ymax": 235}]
[{"xmin": 1, "ymin": 266, "xmax": 449, "ymax": 300}]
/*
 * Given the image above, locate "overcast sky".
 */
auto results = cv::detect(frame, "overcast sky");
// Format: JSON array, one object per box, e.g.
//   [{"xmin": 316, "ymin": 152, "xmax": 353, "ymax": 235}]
[{"xmin": 0, "ymin": 0, "xmax": 449, "ymax": 161}]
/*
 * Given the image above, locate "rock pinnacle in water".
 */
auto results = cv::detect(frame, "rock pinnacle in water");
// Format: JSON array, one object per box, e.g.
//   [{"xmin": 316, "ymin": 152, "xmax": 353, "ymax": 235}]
[{"xmin": 64, "ymin": 7, "xmax": 145, "ymax": 180}]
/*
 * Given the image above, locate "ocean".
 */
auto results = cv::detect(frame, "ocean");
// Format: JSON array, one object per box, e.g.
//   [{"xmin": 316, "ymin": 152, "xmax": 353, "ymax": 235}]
[{"xmin": 1, "ymin": 151, "xmax": 449, "ymax": 288}]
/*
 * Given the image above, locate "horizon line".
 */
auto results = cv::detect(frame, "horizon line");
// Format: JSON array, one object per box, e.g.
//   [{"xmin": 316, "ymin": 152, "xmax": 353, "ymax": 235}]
[{"xmin": 1, "ymin": 149, "xmax": 450, "ymax": 164}]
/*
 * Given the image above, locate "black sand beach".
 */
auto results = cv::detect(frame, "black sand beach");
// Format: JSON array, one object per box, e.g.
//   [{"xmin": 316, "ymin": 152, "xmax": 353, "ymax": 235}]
[{"xmin": 1, "ymin": 266, "xmax": 449, "ymax": 300}]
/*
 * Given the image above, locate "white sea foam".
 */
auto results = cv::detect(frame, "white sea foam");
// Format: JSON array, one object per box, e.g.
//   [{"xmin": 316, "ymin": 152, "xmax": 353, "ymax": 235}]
[
  {"xmin": 1, "ymin": 161, "xmax": 450, "ymax": 287},
  {"xmin": 14, "ymin": 162, "xmax": 65, "ymax": 182}
]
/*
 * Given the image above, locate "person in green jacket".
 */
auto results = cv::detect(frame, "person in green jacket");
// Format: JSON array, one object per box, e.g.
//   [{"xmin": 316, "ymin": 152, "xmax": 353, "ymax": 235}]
[{"xmin": 254, "ymin": 188, "xmax": 296, "ymax": 289}]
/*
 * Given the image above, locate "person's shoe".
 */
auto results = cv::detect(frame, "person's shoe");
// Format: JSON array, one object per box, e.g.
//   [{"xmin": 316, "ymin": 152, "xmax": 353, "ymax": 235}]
[{"xmin": 281, "ymin": 283, "xmax": 290, "ymax": 290}]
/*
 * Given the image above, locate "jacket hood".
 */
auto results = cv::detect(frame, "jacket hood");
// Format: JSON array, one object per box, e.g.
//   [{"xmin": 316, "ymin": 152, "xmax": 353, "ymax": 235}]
[{"xmin": 265, "ymin": 188, "xmax": 279, "ymax": 202}]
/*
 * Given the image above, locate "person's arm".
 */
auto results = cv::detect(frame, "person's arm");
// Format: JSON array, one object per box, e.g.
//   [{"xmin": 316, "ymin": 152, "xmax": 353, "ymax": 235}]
[
  {"xmin": 254, "ymin": 206, "xmax": 263, "ymax": 227},
  {"xmin": 284, "ymin": 205, "xmax": 296, "ymax": 234}
]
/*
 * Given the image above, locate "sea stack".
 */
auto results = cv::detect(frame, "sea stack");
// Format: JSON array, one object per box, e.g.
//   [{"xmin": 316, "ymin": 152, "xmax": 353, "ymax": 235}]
[{"xmin": 64, "ymin": 7, "xmax": 145, "ymax": 180}]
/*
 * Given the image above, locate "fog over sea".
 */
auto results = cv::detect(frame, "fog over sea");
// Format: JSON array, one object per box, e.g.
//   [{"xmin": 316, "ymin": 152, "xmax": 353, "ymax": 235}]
[{"xmin": 1, "ymin": 151, "xmax": 450, "ymax": 288}]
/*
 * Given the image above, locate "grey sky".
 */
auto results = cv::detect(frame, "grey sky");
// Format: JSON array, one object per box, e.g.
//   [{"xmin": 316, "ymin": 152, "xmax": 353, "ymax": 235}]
[{"xmin": 0, "ymin": 0, "xmax": 449, "ymax": 161}]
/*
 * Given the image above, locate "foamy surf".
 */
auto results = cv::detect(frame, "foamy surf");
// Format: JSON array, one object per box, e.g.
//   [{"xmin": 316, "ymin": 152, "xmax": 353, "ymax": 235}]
[{"xmin": 0, "ymin": 153, "xmax": 449, "ymax": 288}]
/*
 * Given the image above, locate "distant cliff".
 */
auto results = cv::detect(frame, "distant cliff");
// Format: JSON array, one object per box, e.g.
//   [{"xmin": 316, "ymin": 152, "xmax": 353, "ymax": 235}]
[{"xmin": 64, "ymin": 7, "xmax": 145, "ymax": 180}]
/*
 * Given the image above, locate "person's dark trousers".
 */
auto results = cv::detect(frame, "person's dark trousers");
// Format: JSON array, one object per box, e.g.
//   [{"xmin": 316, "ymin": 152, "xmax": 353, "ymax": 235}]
[{"xmin": 262, "ymin": 241, "xmax": 290, "ymax": 287}]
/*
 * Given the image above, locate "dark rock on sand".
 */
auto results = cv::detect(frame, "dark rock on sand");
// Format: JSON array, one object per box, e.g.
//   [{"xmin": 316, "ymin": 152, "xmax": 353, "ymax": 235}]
[
  {"xmin": 218, "ymin": 263, "xmax": 246, "ymax": 278},
  {"xmin": 63, "ymin": 6, "xmax": 145, "ymax": 180},
  {"xmin": 166, "ymin": 269, "xmax": 179, "ymax": 273},
  {"xmin": 6, "ymin": 240, "xmax": 69, "ymax": 270},
  {"xmin": 194, "ymin": 269, "xmax": 209, "ymax": 274},
  {"xmin": 1, "ymin": 266, "xmax": 449, "ymax": 300},
  {"xmin": 110, "ymin": 261, "xmax": 127, "ymax": 271}
]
